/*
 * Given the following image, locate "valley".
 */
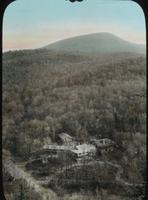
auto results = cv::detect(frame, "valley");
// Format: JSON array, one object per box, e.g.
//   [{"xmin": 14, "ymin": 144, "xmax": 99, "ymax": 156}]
[{"xmin": 2, "ymin": 33, "xmax": 146, "ymax": 200}]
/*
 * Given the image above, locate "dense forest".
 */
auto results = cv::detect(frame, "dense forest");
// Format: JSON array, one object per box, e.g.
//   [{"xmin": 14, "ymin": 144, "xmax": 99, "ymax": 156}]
[{"xmin": 3, "ymin": 49, "xmax": 146, "ymax": 185}]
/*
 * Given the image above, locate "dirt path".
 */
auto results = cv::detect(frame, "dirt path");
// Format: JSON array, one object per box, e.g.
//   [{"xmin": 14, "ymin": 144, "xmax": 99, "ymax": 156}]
[
  {"xmin": 39, "ymin": 159, "xmax": 143, "ymax": 189},
  {"xmin": 3, "ymin": 158, "xmax": 144, "ymax": 199},
  {"xmin": 3, "ymin": 160, "xmax": 57, "ymax": 200}
]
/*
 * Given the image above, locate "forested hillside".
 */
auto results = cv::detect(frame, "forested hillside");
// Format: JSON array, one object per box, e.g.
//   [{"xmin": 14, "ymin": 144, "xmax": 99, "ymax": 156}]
[{"xmin": 3, "ymin": 49, "xmax": 146, "ymax": 184}]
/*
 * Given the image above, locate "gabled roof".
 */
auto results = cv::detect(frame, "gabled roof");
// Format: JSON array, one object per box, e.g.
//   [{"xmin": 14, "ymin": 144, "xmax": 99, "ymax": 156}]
[{"xmin": 58, "ymin": 133, "xmax": 74, "ymax": 142}]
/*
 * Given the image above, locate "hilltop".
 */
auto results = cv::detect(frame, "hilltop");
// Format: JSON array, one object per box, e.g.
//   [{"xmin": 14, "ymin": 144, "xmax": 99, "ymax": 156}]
[{"xmin": 44, "ymin": 32, "xmax": 146, "ymax": 54}]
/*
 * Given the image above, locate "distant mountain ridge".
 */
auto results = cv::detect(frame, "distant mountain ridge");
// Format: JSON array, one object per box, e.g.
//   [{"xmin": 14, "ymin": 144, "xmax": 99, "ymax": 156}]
[{"xmin": 43, "ymin": 32, "xmax": 145, "ymax": 54}]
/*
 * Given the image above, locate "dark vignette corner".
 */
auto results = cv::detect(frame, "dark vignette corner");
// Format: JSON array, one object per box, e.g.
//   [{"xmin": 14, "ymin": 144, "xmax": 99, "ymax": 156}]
[
  {"xmin": 132, "ymin": 0, "xmax": 147, "ymax": 50},
  {"xmin": 0, "ymin": 0, "xmax": 16, "ymax": 53},
  {"xmin": 0, "ymin": 0, "xmax": 147, "ymax": 200},
  {"xmin": 0, "ymin": 1, "xmax": 16, "ymax": 200},
  {"xmin": 132, "ymin": 1, "xmax": 147, "ymax": 199},
  {"xmin": 132, "ymin": 1, "xmax": 147, "ymax": 200}
]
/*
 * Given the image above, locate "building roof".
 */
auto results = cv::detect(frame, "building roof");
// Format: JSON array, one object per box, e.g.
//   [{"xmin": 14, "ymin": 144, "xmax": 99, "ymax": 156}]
[
  {"xmin": 58, "ymin": 133, "xmax": 74, "ymax": 143},
  {"xmin": 90, "ymin": 138, "xmax": 115, "ymax": 148},
  {"xmin": 70, "ymin": 144, "xmax": 96, "ymax": 155},
  {"xmin": 43, "ymin": 143, "xmax": 96, "ymax": 155},
  {"xmin": 43, "ymin": 144, "xmax": 74, "ymax": 151}
]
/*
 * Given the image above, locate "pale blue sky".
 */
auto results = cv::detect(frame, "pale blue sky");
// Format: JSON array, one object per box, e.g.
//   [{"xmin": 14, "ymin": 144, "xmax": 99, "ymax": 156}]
[{"xmin": 3, "ymin": 0, "xmax": 146, "ymax": 51}]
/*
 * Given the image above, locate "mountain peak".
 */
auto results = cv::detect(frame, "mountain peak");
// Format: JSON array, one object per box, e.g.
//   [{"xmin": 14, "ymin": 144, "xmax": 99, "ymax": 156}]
[{"xmin": 43, "ymin": 32, "xmax": 145, "ymax": 54}]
